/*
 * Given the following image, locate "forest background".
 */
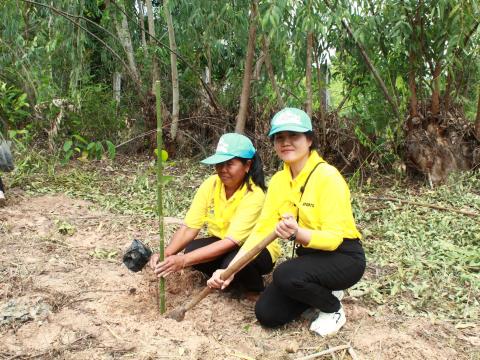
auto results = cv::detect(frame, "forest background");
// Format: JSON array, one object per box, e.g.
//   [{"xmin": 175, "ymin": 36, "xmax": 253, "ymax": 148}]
[{"xmin": 0, "ymin": 1, "xmax": 479, "ymax": 358}]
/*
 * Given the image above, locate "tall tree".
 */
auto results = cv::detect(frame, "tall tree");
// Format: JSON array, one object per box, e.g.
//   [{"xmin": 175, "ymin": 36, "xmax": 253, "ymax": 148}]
[
  {"xmin": 235, "ymin": 0, "xmax": 258, "ymax": 134},
  {"xmin": 163, "ymin": 0, "xmax": 180, "ymax": 142}
]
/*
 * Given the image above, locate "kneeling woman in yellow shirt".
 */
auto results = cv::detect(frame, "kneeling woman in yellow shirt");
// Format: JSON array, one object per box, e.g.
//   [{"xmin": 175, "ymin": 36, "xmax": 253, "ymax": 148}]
[
  {"xmin": 149, "ymin": 133, "xmax": 280, "ymax": 293},
  {"xmin": 208, "ymin": 109, "xmax": 365, "ymax": 336}
]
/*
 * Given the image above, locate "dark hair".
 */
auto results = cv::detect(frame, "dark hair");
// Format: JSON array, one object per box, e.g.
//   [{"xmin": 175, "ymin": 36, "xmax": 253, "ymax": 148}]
[
  {"xmin": 238, "ymin": 153, "xmax": 266, "ymax": 192},
  {"xmin": 269, "ymin": 130, "xmax": 318, "ymax": 151}
]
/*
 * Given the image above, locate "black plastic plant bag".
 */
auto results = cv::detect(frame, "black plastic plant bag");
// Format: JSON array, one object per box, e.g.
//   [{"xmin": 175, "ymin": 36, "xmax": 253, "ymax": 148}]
[{"xmin": 123, "ymin": 239, "xmax": 152, "ymax": 272}]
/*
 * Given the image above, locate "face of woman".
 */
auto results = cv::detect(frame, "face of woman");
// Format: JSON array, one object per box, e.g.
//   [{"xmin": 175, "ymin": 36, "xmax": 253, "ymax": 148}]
[
  {"xmin": 273, "ymin": 131, "xmax": 312, "ymax": 164},
  {"xmin": 215, "ymin": 158, "xmax": 251, "ymax": 190}
]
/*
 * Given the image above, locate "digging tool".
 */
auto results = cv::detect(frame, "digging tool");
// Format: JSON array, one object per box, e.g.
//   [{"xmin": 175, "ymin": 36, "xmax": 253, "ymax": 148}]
[{"xmin": 166, "ymin": 231, "xmax": 277, "ymax": 322}]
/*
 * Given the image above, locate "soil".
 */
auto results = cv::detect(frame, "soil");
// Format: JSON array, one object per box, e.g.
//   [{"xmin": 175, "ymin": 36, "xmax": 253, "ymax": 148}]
[{"xmin": 1, "ymin": 192, "xmax": 478, "ymax": 359}]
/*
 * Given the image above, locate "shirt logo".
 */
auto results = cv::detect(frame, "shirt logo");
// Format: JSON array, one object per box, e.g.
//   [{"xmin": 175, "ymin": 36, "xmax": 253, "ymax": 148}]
[
  {"xmin": 302, "ymin": 202, "xmax": 315, "ymax": 208},
  {"xmin": 273, "ymin": 111, "xmax": 302, "ymax": 126}
]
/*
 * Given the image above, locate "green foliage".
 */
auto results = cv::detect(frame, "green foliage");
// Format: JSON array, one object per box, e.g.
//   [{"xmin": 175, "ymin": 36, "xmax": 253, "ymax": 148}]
[
  {"xmin": 0, "ymin": 81, "xmax": 30, "ymax": 129},
  {"xmin": 352, "ymin": 174, "xmax": 480, "ymax": 320},
  {"xmin": 62, "ymin": 135, "xmax": 116, "ymax": 163}
]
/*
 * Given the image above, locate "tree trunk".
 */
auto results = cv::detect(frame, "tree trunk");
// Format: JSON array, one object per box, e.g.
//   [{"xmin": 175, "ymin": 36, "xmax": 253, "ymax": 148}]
[
  {"xmin": 305, "ymin": 32, "xmax": 313, "ymax": 118},
  {"xmin": 431, "ymin": 61, "xmax": 442, "ymax": 116},
  {"xmin": 475, "ymin": 86, "xmax": 480, "ymax": 140},
  {"xmin": 113, "ymin": 71, "xmax": 121, "ymax": 103},
  {"xmin": 145, "ymin": 0, "xmax": 159, "ymax": 92},
  {"xmin": 115, "ymin": 7, "xmax": 140, "ymax": 85},
  {"xmin": 408, "ymin": 49, "xmax": 418, "ymax": 119},
  {"xmin": 235, "ymin": 0, "xmax": 258, "ymax": 134},
  {"xmin": 340, "ymin": 18, "xmax": 399, "ymax": 118},
  {"xmin": 314, "ymin": 48, "xmax": 326, "ymax": 148},
  {"xmin": 262, "ymin": 36, "xmax": 284, "ymax": 109},
  {"xmin": 137, "ymin": 0, "xmax": 147, "ymax": 52},
  {"xmin": 163, "ymin": 0, "xmax": 180, "ymax": 142}
]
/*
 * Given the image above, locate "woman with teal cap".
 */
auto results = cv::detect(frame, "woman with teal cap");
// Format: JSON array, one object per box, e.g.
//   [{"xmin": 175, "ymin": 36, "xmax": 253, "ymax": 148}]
[
  {"xmin": 149, "ymin": 133, "xmax": 280, "ymax": 294},
  {"xmin": 208, "ymin": 109, "xmax": 365, "ymax": 336}
]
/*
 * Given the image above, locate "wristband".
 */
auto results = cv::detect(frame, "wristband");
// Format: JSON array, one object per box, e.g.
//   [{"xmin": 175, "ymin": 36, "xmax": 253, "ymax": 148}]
[{"xmin": 288, "ymin": 230, "xmax": 298, "ymax": 241}]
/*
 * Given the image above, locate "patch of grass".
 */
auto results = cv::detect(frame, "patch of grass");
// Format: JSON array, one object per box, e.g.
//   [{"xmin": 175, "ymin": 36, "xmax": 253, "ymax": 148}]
[
  {"xmin": 353, "ymin": 172, "xmax": 480, "ymax": 320},
  {"xmin": 6, "ymin": 150, "xmax": 480, "ymax": 321}
]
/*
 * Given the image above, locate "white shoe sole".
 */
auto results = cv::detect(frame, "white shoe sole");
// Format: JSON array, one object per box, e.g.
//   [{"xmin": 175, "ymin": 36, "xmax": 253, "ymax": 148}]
[{"xmin": 0, "ymin": 191, "xmax": 5, "ymax": 206}]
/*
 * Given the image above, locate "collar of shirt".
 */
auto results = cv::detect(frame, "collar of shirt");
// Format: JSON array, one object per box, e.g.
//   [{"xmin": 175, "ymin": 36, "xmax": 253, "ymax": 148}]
[
  {"xmin": 210, "ymin": 176, "xmax": 249, "ymax": 229},
  {"xmin": 273, "ymin": 151, "xmax": 325, "ymax": 217}
]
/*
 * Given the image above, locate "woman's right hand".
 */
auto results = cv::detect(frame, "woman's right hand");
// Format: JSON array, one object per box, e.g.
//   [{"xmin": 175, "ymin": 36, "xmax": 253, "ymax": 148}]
[{"xmin": 207, "ymin": 269, "xmax": 234, "ymax": 290}]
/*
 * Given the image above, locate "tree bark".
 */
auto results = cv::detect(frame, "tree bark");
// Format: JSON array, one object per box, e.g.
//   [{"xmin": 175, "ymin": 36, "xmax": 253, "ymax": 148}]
[
  {"xmin": 475, "ymin": 86, "xmax": 480, "ymax": 140},
  {"xmin": 115, "ymin": 7, "xmax": 141, "ymax": 86},
  {"xmin": 163, "ymin": 0, "xmax": 180, "ymax": 142},
  {"xmin": 262, "ymin": 36, "xmax": 284, "ymax": 109},
  {"xmin": 137, "ymin": 0, "xmax": 147, "ymax": 53},
  {"xmin": 145, "ymin": 0, "xmax": 159, "ymax": 92},
  {"xmin": 235, "ymin": 0, "xmax": 258, "ymax": 134},
  {"xmin": 314, "ymin": 49, "xmax": 326, "ymax": 147},
  {"xmin": 431, "ymin": 61, "xmax": 441, "ymax": 116},
  {"xmin": 306, "ymin": 32, "xmax": 313, "ymax": 118},
  {"xmin": 340, "ymin": 18, "xmax": 399, "ymax": 118},
  {"xmin": 113, "ymin": 71, "xmax": 121, "ymax": 103}
]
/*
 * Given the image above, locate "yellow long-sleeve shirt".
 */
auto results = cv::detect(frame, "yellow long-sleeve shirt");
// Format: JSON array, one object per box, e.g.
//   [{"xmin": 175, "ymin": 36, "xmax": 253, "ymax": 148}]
[
  {"xmin": 242, "ymin": 151, "xmax": 361, "ymax": 256},
  {"xmin": 184, "ymin": 175, "xmax": 280, "ymax": 261}
]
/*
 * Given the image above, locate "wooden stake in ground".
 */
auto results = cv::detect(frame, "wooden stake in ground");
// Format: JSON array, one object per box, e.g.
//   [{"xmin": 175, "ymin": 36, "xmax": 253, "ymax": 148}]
[{"xmin": 155, "ymin": 80, "xmax": 166, "ymax": 313}]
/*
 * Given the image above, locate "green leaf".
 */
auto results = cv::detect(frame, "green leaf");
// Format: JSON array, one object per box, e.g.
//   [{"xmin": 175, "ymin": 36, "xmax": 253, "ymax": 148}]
[
  {"xmin": 63, "ymin": 140, "xmax": 73, "ymax": 152},
  {"xmin": 154, "ymin": 149, "xmax": 169, "ymax": 162},
  {"xmin": 106, "ymin": 140, "xmax": 116, "ymax": 159},
  {"xmin": 160, "ymin": 175, "xmax": 173, "ymax": 185}
]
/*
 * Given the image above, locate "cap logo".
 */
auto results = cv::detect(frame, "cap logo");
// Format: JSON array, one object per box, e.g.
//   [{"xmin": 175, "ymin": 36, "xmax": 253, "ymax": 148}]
[
  {"xmin": 273, "ymin": 111, "xmax": 302, "ymax": 126},
  {"xmin": 216, "ymin": 138, "xmax": 229, "ymax": 153}
]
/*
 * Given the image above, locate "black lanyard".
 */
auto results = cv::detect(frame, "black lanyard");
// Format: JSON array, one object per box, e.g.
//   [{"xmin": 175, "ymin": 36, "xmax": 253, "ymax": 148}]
[{"xmin": 291, "ymin": 161, "xmax": 324, "ymax": 258}]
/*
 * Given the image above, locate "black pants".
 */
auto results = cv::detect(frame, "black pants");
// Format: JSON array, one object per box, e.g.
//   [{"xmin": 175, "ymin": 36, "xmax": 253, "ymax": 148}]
[
  {"xmin": 255, "ymin": 239, "xmax": 366, "ymax": 328},
  {"xmin": 0, "ymin": 176, "xmax": 4, "ymax": 192},
  {"xmin": 184, "ymin": 237, "xmax": 274, "ymax": 292}
]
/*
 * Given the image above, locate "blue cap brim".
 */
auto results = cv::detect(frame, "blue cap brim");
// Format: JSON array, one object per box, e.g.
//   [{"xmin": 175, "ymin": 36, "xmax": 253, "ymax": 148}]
[
  {"xmin": 200, "ymin": 153, "xmax": 235, "ymax": 165},
  {"xmin": 268, "ymin": 124, "xmax": 311, "ymax": 137}
]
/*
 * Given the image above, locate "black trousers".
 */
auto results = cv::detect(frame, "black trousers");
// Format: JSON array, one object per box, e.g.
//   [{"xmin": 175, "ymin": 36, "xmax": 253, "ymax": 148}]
[
  {"xmin": 255, "ymin": 239, "xmax": 366, "ymax": 328},
  {"xmin": 0, "ymin": 176, "xmax": 4, "ymax": 192},
  {"xmin": 184, "ymin": 237, "xmax": 274, "ymax": 292}
]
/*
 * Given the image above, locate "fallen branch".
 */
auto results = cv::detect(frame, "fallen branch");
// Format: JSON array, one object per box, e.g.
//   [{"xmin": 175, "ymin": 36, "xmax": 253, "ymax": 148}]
[
  {"xmin": 368, "ymin": 196, "xmax": 479, "ymax": 218},
  {"xmin": 348, "ymin": 347, "xmax": 360, "ymax": 360},
  {"xmin": 294, "ymin": 344, "xmax": 351, "ymax": 360}
]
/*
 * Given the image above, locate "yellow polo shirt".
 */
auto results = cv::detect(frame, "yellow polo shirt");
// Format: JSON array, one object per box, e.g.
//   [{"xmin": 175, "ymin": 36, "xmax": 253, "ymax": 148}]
[
  {"xmin": 243, "ymin": 151, "xmax": 361, "ymax": 254},
  {"xmin": 184, "ymin": 175, "xmax": 279, "ymax": 261}
]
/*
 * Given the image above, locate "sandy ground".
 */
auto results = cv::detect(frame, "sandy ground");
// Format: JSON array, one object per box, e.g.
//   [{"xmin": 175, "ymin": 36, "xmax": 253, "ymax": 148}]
[{"xmin": 0, "ymin": 192, "xmax": 478, "ymax": 359}]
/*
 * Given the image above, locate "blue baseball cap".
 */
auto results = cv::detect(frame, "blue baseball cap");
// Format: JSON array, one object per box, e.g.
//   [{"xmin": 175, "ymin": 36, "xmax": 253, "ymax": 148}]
[
  {"xmin": 268, "ymin": 108, "xmax": 312, "ymax": 137},
  {"xmin": 201, "ymin": 133, "xmax": 256, "ymax": 165}
]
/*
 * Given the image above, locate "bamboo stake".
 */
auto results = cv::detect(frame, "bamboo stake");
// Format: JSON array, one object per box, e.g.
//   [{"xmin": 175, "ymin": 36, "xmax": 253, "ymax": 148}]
[{"xmin": 155, "ymin": 80, "xmax": 166, "ymax": 313}]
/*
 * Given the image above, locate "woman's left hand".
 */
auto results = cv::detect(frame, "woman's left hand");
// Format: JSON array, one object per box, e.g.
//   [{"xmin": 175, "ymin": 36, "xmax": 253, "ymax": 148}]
[
  {"xmin": 153, "ymin": 254, "xmax": 186, "ymax": 278},
  {"xmin": 276, "ymin": 213, "xmax": 299, "ymax": 240}
]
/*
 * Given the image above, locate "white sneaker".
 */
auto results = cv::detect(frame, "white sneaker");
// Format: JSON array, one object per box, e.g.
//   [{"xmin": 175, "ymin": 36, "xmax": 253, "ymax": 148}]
[
  {"xmin": 310, "ymin": 306, "xmax": 346, "ymax": 337},
  {"xmin": 332, "ymin": 290, "xmax": 344, "ymax": 301},
  {"xmin": 0, "ymin": 190, "xmax": 5, "ymax": 206}
]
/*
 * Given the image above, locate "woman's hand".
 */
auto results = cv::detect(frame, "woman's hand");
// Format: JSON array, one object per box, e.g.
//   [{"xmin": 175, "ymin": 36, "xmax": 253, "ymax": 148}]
[
  {"xmin": 207, "ymin": 269, "xmax": 234, "ymax": 290},
  {"xmin": 276, "ymin": 213, "xmax": 299, "ymax": 240},
  {"xmin": 153, "ymin": 254, "xmax": 187, "ymax": 278},
  {"xmin": 148, "ymin": 253, "xmax": 160, "ymax": 269}
]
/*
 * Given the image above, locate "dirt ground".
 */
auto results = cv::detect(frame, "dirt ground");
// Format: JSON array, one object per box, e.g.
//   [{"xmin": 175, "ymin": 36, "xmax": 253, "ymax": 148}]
[{"xmin": 1, "ymin": 192, "xmax": 478, "ymax": 359}]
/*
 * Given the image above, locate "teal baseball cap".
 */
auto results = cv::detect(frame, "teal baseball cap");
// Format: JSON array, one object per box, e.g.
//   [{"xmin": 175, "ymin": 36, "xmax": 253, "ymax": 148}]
[
  {"xmin": 201, "ymin": 133, "xmax": 256, "ymax": 165},
  {"xmin": 268, "ymin": 107, "xmax": 312, "ymax": 137}
]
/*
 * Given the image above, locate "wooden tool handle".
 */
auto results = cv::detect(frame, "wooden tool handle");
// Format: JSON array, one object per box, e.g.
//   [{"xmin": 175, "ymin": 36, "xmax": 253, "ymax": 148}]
[
  {"xmin": 181, "ymin": 231, "xmax": 277, "ymax": 312},
  {"xmin": 220, "ymin": 232, "xmax": 277, "ymax": 281}
]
